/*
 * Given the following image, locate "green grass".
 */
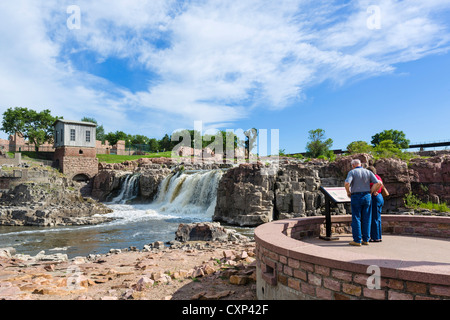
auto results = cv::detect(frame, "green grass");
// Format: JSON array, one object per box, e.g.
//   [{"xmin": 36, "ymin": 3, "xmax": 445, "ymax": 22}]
[
  {"xmin": 8, "ymin": 151, "xmax": 51, "ymax": 160},
  {"xmin": 418, "ymin": 201, "xmax": 450, "ymax": 213},
  {"xmin": 404, "ymin": 192, "xmax": 450, "ymax": 213},
  {"xmin": 96, "ymin": 151, "xmax": 173, "ymax": 164}
]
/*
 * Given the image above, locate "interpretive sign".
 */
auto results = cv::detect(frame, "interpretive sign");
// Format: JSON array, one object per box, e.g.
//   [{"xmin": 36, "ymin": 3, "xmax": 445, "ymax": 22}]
[
  {"xmin": 320, "ymin": 187, "xmax": 351, "ymax": 204},
  {"xmin": 319, "ymin": 186, "xmax": 351, "ymax": 241}
]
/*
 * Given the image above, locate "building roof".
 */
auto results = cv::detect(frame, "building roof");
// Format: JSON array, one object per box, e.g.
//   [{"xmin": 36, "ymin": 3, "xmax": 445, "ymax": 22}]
[{"xmin": 53, "ymin": 119, "xmax": 97, "ymax": 127}]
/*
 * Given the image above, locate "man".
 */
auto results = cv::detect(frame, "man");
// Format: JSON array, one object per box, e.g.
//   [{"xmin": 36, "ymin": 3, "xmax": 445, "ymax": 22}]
[{"xmin": 345, "ymin": 159, "xmax": 383, "ymax": 246}]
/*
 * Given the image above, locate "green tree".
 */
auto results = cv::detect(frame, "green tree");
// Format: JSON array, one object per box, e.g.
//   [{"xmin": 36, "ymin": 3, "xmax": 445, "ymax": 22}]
[
  {"xmin": 105, "ymin": 131, "xmax": 128, "ymax": 146},
  {"xmin": 347, "ymin": 141, "xmax": 372, "ymax": 154},
  {"xmin": 130, "ymin": 134, "xmax": 149, "ymax": 146},
  {"xmin": 1, "ymin": 107, "xmax": 61, "ymax": 153},
  {"xmin": 221, "ymin": 130, "xmax": 239, "ymax": 157},
  {"xmin": 159, "ymin": 134, "xmax": 172, "ymax": 152},
  {"xmin": 306, "ymin": 129, "xmax": 333, "ymax": 158},
  {"xmin": 148, "ymin": 138, "xmax": 160, "ymax": 152},
  {"xmin": 372, "ymin": 140, "xmax": 402, "ymax": 159},
  {"xmin": 371, "ymin": 129, "xmax": 410, "ymax": 149}
]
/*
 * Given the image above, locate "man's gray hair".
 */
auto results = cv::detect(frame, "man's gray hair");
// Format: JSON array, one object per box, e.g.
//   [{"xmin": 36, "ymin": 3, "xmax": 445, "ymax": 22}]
[{"xmin": 351, "ymin": 159, "xmax": 361, "ymax": 166}]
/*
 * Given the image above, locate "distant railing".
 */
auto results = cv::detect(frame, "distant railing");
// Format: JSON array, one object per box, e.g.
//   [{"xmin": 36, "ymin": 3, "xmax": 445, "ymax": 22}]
[{"xmin": 408, "ymin": 140, "xmax": 450, "ymax": 149}]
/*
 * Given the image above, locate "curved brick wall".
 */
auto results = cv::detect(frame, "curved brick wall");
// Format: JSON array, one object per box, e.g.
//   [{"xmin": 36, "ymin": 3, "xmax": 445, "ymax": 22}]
[{"xmin": 255, "ymin": 215, "xmax": 450, "ymax": 300}]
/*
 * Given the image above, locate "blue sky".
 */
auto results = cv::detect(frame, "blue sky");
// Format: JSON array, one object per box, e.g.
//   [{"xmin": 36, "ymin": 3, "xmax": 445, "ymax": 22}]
[{"xmin": 0, "ymin": 0, "xmax": 449, "ymax": 154}]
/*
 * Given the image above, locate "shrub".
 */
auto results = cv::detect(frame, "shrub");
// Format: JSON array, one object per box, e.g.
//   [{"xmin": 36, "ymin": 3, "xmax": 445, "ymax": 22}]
[{"xmin": 404, "ymin": 192, "xmax": 450, "ymax": 212}]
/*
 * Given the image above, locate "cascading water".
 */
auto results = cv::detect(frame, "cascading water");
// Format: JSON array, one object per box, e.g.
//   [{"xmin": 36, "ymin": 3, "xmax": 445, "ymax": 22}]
[
  {"xmin": 154, "ymin": 169, "xmax": 224, "ymax": 219},
  {"xmin": 110, "ymin": 173, "xmax": 141, "ymax": 204}
]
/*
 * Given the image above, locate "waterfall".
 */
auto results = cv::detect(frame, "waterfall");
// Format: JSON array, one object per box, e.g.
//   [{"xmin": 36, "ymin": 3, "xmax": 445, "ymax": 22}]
[
  {"xmin": 110, "ymin": 173, "xmax": 140, "ymax": 204},
  {"xmin": 154, "ymin": 169, "xmax": 223, "ymax": 217}
]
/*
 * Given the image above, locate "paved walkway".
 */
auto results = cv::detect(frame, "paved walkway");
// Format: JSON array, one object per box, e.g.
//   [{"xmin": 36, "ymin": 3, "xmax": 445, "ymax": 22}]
[{"xmin": 304, "ymin": 234, "xmax": 450, "ymax": 265}]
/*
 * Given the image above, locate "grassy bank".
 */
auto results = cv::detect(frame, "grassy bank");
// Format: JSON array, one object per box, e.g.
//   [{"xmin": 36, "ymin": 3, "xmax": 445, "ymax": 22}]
[{"xmin": 96, "ymin": 151, "xmax": 173, "ymax": 164}]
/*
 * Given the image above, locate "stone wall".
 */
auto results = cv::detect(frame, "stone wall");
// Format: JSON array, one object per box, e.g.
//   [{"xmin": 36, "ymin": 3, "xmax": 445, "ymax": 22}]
[
  {"xmin": 255, "ymin": 215, "xmax": 450, "ymax": 300},
  {"xmin": 61, "ymin": 157, "xmax": 99, "ymax": 179},
  {"xmin": 54, "ymin": 147, "xmax": 98, "ymax": 179}
]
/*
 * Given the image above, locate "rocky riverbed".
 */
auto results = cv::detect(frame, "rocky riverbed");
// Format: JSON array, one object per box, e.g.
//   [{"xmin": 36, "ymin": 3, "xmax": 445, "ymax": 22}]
[
  {"xmin": 0, "ymin": 223, "xmax": 256, "ymax": 301},
  {"xmin": 0, "ymin": 168, "xmax": 113, "ymax": 227}
]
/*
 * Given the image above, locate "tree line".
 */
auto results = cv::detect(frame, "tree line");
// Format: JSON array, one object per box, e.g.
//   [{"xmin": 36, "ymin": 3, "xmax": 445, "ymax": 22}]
[
  {"xmin": 303, "ymin": 128, "xmax": 411, "ymax": 160},
  {"xmin": 0, "ymin": 107, "xmax": 256, "ymax": 154},
  {"xmin": 1, "ymin": 107, "xmax": 412, "ymax": 158}
]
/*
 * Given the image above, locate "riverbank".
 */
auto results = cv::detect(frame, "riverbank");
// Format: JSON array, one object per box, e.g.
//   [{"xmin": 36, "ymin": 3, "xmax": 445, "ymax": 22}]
[{"xmin": 0, "ymin": 238, "xmax": 257, "ymax": 300}]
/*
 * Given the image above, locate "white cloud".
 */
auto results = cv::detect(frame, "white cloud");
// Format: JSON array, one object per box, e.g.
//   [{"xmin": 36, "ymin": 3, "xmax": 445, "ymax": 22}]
[{"xmin": 0, "ymin": 0, "xmax": 449, "ymax": 138}]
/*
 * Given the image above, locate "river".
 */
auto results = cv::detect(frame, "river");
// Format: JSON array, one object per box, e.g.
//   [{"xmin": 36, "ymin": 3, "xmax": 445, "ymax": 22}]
[{"xmin": 0, "ymin": 169, "xmax": 253, "ymax": 259}]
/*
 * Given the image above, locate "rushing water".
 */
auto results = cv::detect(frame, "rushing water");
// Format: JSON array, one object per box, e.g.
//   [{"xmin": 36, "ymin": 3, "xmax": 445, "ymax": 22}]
[{"xmin": 0, "ymin": 169, "xmax": 248, "ymax": 259}]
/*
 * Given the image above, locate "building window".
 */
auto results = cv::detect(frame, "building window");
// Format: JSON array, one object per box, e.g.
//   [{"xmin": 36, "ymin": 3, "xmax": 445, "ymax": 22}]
[
  {"xmin": 70, "ymin": 129, "xmax": 76, "ymax": 141},
  {"xmin": 60, "ymin": 129, "xmax": 63, "ymax": 142},
  {"xmin": 86, "ymin": 131, "xmax": 91, "ymax": 142},
  {"xmin": 55, "ymin": 131, "xmax": 58, "ymax": 143}
]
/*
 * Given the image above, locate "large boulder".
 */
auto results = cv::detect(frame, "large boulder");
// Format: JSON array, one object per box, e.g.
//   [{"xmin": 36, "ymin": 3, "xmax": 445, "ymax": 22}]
[
  {"xmin": 174, "ymin": 222, "xmax": 248, "ymax": 242},
  {"xmin": 138, "ymin": 167, "xmax": 172, "ymax": 200},
  {"xmin": 91, "ymin": 170, "xmax": 129, "ymax": 201},
  {"xmin": 373, "ymin": 157, "xmax": 413, "ymax": 211}
]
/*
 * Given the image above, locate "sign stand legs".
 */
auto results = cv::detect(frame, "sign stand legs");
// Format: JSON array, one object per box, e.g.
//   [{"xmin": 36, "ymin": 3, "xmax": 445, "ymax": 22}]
[{"xmin": 319, "ymin": 196, "xmax": 340, "ymax": 241}]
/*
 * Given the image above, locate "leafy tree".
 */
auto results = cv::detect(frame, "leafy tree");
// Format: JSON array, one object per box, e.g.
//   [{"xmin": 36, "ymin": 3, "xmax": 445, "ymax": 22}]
[
  {"xmin": 347, "ymin": 141, "xmax": 372, "ymax": 154},
  {"xmin": 148, "ymin": 138, "xmax": 160, "ymax": 152},
  {"xmin": 371, "ymin": 129, "xmax": 410, "ymax": 149},
  {"xmin": 372, "ymin": 140, "xmax": 402, "ymax": 159},
  {"xmin": 221, "ymin": 130, "xmax": 239, "ymax": 156},
  {"xmin": 130, "ymin": 134, "xmax": 149, "ymax": 146},
  {"xmin": 159, "ymin": 134, "xmax": 172, "ymax": 151},
  {"xmin": 1, "ymin": 107, "xmax": 61, "ymax": 153},
  {"xmin": 306, "ymin": 129, "xmax": 333, "ymax": 158},
  {"xmin": 105, "ymin": 131, "xmax": 128, "ymax": 146}
]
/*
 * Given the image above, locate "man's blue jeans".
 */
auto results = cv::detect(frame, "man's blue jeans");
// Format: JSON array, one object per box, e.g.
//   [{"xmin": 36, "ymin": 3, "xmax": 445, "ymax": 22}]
[{"xmin": 351, "ymin": 192, "xmax": 372, "ymax": 243}]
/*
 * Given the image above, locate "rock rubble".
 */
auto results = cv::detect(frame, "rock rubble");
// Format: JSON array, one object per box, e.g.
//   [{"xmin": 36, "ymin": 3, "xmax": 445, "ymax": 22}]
[{"xmin": 0, "ymin": 226, "xmax": 256, "ymax": 301}]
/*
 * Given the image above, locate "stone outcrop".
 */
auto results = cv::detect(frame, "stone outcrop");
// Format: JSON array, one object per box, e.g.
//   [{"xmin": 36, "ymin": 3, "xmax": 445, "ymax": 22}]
[
  {"xmin": 408, "ymin": 154, "xmax": 450, "ymax": 204},
  {"xmin": 91, "ymin": 169, "xmax": 129, "ymax": 201},
  {"xmin": 213, "ymin": 163, "xmax": 276, "ymax": 226},
  {"xmin": 91, "ymin": 166, "xmax": 173, "ymax": 202},
  {"xmin": 213, "ymin": 153, "xmax": 450, "ymax": 226},
  {"xmin": 0, "ymin": 169, "xmax": 113, "ymax": 227},
  {"xmin": 213, "ymin": 160, "xmax": 343, "ymax": 227},
  {"xmin": 138, "ymin": 166, "xmax": 172, "ymax": 200}
]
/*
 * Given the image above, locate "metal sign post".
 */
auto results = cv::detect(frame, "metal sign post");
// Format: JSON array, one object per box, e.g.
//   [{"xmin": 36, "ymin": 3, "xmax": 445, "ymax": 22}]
[{"xmin": 319, "ymin": 187, "xmax": 351, "ymax": 241}]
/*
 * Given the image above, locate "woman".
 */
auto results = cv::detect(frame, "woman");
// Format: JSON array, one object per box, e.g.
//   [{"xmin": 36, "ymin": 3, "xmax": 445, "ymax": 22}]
[{"xmin": 368, "ymin": 166, "xmax": 384, "ymax": 242}]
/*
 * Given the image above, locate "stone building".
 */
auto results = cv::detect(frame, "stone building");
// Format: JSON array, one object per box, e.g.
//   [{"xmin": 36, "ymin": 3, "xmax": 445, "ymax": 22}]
[{"xmin": 53, "ymin": 119, "xmax": 98, "ymax": 181}]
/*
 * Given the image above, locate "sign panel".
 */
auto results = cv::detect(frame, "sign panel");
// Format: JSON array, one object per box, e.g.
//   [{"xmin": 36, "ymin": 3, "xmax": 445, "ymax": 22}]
[{"xmin": 320, "ymin": 187, "xmax": 351, "ymax": 203}]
